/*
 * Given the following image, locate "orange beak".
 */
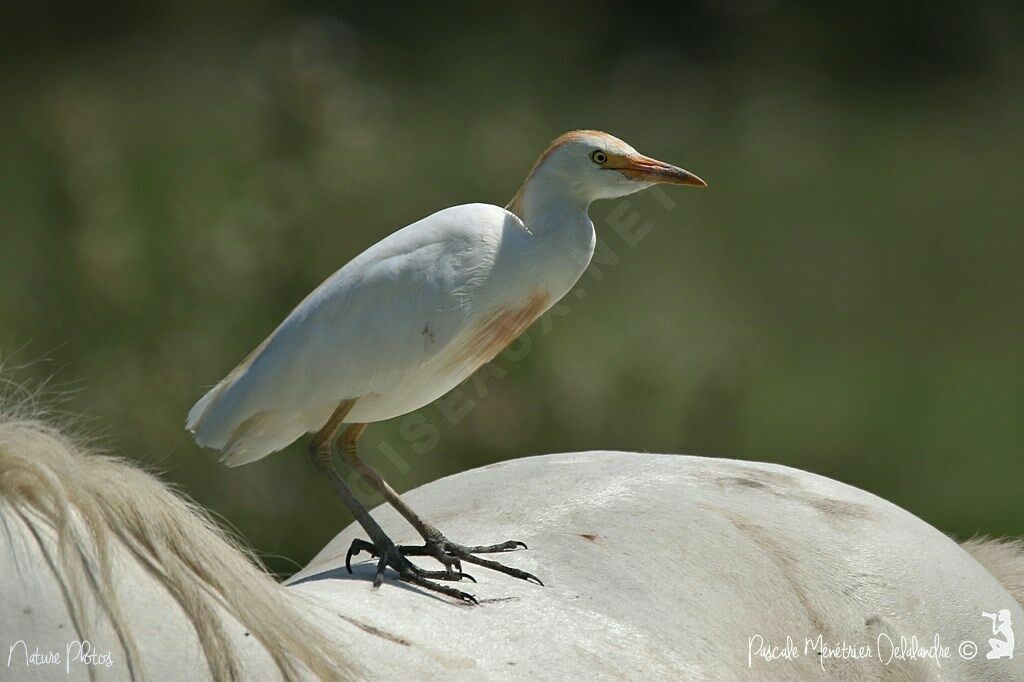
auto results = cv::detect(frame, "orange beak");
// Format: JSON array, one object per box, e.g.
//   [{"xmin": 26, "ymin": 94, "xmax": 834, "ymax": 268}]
[{"xmin": 608, "ymin": 153, "xmax": 708, "ymax": 187}]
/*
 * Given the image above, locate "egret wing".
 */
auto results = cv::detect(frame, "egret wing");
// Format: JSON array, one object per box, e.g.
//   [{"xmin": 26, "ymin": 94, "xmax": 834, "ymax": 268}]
[{"xmin": 186, "ymin": 204, "xmax": 513, "ymax": 461}]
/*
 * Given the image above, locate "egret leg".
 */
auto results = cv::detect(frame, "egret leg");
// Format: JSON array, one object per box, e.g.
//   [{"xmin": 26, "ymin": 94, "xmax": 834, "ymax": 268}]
[
  {"xmin": 339, "ymin": 423, "xmax": 543, "ymax": 586},
  {"xmin": 309, "ymin": 401, "xmax": 477, "ymax": 604}
]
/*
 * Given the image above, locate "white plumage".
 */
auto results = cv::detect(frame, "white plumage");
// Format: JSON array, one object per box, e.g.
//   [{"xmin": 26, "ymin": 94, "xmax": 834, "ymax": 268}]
[
  {"xmin": 187, "ymin": 131, "xmax": 705, "ymax": 466},
  {"xmin": 187, "ymin": 203, "xmax": 560, "ymax": 465}
]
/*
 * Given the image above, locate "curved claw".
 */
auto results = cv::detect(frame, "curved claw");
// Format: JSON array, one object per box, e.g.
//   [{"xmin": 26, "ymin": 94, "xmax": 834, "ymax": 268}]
[
  {"xmin": 346, "ymin": 538, "xmax": 378, "ymax": 574},
  {"xmin": 512, "ymin": 541, "xmax": 528, "ymax": 550}
]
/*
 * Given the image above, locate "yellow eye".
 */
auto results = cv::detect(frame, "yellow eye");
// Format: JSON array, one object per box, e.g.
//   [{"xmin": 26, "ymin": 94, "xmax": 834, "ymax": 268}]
[{"xmin": 590, "ymin": 150, "xmax": 608, "ymax": 165}]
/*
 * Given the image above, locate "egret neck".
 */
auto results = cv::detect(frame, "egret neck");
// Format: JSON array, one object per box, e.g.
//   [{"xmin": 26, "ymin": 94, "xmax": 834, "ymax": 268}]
[{"xmin": 510, "ymin": 169, "xmax": 598, "ymax": 298}]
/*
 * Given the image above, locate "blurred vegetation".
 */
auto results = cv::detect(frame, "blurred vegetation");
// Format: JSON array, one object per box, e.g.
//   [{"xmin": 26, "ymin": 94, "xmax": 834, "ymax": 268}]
[{"xmin": 2, "ymin": 1, "xmax": 1023, "ymax": 576}]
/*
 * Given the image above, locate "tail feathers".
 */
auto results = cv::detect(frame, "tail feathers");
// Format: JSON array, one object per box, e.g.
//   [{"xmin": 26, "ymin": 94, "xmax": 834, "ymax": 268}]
[
  {"xmin": 187, "ymin": 336, "xmax": 275, "ymax": 450},
  {"xmin": 185, "ymin": 383, "xmax": 222, "ymax": 437},
  {"xmin": 186, "ymin": 374, "xmax": 243, "ymax": 448},
  {"xmin": 218, "ymin": 410, "xmax": 309, "ymax": 467},
  {"xmin": 960, "ymin": 536, "xmax": 1024, "ymax": 607},
  {"xmin": 188, "ymin": 377, "xmax": 316, "ymax": 466},
  {"xmin": 186, "ymin": 361, "xmax": 256, "ymax": 449}
]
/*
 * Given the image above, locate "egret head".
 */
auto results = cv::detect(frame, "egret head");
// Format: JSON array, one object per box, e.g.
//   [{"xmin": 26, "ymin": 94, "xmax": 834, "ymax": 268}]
[{"xmin": 508, "ymin": 130, "xmax": 706, "ymax": 219}]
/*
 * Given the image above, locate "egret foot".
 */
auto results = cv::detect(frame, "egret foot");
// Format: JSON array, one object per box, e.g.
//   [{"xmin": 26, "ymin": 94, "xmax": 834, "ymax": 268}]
[
  {"xmin": 345, "ymin": 538, "xmax": 479, "ymax": 605},
  {"xmin": 396, "ymin": 533, "xmax": 543, "ymax": 586},
  {"xmin": 330, "ymin": 422, "xmax": 543, "ymax": 587}
]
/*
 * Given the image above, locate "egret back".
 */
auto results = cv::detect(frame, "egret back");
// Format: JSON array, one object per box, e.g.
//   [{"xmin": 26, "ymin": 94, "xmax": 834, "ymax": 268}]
[{"xmin": 186, "ymin": 203, "xmax": 525, "ymax": 465}]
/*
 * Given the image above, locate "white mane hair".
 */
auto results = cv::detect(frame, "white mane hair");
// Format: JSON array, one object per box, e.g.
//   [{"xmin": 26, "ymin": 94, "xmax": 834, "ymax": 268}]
[
  {"xmin": 0, "ymin": 398, "xmax": 352, "ymax": 681},
  {"xmin": 961, "ymin": 536, "xmax": 1024, "ymax": 607}
]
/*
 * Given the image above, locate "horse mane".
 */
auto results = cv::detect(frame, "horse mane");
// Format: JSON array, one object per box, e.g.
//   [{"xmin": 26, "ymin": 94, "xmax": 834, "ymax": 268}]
[
  {"xmin": 960, "ymin": 536, "xmax": 1024, "ymax": 608},
  {"xmin": 0, "ymin": 398, "xmax": 352, "ymax": 681}
]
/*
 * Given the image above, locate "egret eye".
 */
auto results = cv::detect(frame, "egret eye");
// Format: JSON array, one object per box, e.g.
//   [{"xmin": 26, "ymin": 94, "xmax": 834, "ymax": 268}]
[{"xmin": 590, "ymin": 150, "xmax": 608, "ymax": 165}]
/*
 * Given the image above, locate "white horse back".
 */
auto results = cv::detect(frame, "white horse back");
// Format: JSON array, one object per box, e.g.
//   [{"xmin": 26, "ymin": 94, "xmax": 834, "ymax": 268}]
[{"xmin": 290, "ymin": 452, "xmax": 1024, "ymax": 680}]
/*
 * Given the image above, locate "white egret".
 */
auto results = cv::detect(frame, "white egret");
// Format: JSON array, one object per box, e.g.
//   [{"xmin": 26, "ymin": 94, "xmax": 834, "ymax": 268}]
[{"xmin": 186, "ymin": 130, "xmax": 707, "ymax": 602}]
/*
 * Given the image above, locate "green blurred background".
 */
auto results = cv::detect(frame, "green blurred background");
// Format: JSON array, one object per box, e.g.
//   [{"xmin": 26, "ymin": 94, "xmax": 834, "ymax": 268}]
[{"xmin": 2, "ymin": 2, "xmax": 1022, "ymax": 576}]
